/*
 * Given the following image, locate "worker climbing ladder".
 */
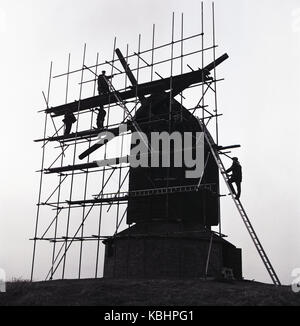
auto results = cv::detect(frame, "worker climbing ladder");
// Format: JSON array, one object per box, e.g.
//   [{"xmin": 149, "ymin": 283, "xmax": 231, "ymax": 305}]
[
  {"xmin": 198, "ymin": 118, "xmax": 281, "ymax": 286},
  {"xmin": 99, "ymin": 71, "xmax": 282, "ymax": 286}
]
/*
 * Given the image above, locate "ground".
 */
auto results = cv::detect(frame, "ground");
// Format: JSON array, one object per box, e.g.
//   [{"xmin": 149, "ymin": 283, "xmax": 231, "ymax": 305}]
[{"xmin": 0, "ymin": 278, "xmax": 299, "ymax": 306}]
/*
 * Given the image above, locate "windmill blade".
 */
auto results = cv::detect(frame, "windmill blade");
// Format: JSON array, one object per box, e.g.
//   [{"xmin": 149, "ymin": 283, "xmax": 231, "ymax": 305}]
[
  {"xmin": 46, "ymin": 53, "xmax": 229, "ymax": 117},
  {"xmin": 78, "ymin": 53, "xmax": 229, "ymax": 160},
  {"xmin": 79, "ymin": 143, "xmax": 105, "ymax": 161},
  {"xmin": 115, "ymin": 48, "xmax": 147, "ymax": 104},
  {"xmin": 79, "ymin": 127, "xmax": 122, "ymax": 160},
  {"xmin": 116, "ymin": 48, "xmax": 138, "ymax": 87}
]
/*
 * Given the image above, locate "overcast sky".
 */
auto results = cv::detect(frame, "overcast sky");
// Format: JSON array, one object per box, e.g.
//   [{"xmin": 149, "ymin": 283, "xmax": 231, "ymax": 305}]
[{"xmin": 0, "ymin": 0, "xmax": 299, "ymax": 286}]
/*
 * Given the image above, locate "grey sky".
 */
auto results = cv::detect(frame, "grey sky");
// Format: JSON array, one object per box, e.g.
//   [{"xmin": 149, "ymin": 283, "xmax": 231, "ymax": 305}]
[{"xmin": 0, "ymin": 0, "xmax": 299, "ymax": 285}]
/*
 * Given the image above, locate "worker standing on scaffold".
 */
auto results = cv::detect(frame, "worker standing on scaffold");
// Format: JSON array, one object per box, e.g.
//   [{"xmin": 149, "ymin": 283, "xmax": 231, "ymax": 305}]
[
  {"xmin": 226, "ymin": 157, "xmax": 242, "ymax": 200},
  {"xmin": 97, "ymin": 70, "xmax": 113, "ymax": 129},
  {"xmin": 63, "ymin": 110, "xmax": 77, "ymax": 135},
  {"xmin": 98, "ymin": 70, "xmax": 113, "ymax": 96},
  {"xmin": 95, "ymin": 107, "xmax": 107, "ymax": 130}
]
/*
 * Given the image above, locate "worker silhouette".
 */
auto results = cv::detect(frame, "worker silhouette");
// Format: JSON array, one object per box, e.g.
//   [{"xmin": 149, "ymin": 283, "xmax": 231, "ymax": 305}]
[
  {"xmin": 95, "ymin": 107, "xmax": 107, "ymax": 129},
  {"xmin": 63, "ymin": 111, "xmax": 77, "ymax": 135},
  {"xmin": 98, "ymin": 70, "xmax": 112, "ymax": 96},
  {"xmin": 226, "ymin": 157, "xmax": 242, "ymax": 200}
]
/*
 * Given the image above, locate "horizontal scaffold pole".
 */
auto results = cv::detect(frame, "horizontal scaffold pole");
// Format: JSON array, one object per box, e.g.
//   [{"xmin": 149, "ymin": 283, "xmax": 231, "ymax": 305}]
[
  {"xmin": 45, "ymin": 156, "xmax": 130, "ymax": 174},
  {"xmin": 34, "ymin": 126, "xmax": 120, "ymax": 143}
]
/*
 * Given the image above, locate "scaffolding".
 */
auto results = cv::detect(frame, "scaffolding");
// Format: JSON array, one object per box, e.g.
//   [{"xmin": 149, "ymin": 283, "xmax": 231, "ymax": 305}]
[{"xmin": 31, "ymin": 3, "xmax": 268, "ymax": 283}]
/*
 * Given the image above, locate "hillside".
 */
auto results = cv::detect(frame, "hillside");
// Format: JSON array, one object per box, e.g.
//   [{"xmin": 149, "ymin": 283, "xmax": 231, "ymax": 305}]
[{"xmin": 0, "ymin": 278, "xmax": 298, "ymax": 306}]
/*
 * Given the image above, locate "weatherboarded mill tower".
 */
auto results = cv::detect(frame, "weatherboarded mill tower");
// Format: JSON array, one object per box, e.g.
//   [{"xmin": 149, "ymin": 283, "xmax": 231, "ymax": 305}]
[
  {"xmin": 102, "ymin": 76, "xmax": 243, "ymax": 279},
  {"xmin": 32, "ymin": 5, "xmax": 280, "ymax": 285}
]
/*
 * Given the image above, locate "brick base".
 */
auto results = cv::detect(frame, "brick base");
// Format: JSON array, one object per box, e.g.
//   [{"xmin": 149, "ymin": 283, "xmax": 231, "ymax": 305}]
[{"xmin": 103, "ymin": 222, "xmax": 242, "ymax": 279}]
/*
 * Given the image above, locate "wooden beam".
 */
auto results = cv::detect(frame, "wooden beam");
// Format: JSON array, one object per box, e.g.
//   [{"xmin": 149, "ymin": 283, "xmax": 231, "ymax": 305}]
[{"xmin": 45, "ymin": 53, "xmax": 229, "ymax": 117}]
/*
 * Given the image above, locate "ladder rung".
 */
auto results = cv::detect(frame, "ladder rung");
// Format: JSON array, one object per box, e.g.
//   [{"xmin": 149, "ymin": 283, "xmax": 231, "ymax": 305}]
[{"xmin": 198, "ymin": 117, "xmax": 281, "ymax": 286}]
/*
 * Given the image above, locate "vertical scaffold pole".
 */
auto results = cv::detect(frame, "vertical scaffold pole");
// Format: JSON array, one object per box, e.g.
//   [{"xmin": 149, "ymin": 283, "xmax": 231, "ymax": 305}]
[
  {"xmin": 180, "ymin": 13, "xmax": 184, "ymax": 121},
  {"xmin": 151, "ymin": 24, "xmax": 155, "ymax": 82},
  {"xmin": 31, "ymin": 61, "xmax": 53, "ymax": 282},
  {"xmin": 113, "ymin": 37, "xmax": 135, "ymax": 278},
  {"xmin": 200, "ymin": 1, "xmax": 208, "ymax": 226},
  {"xmin": 135, "ymin": 34, "xmax": 141, "ymax": 117},
  {"xmin": 113, "ymin": 43, "xmax": 130, "ymax": 278},
  {"xmin": 212, "ymin": 2, "xmax": 219, "ymax": 145},
  {"xmin": 166, "ymin": 12, "xmax": 175, "ymax": 220},
  {"xmin": 124, "ymin": 44, "xmax": 131, "ymax": 279},
  {"xmin": 118, "ymin": 45, "xmax": 129, "ymax": 237},
  {"xmin": 95, "ymin": 37, "xmax": 117, "ymax": 278},
  {"xmin": 169, "ymin": 12, "xmax": 175, "ymax": 131},
  {"xmin": 62, "ymin": 44, "xmax": 87, "ymax": 279},
  {"xmin": 149, "ymin": 25, "xmax": 155, "ymax": 123},
  {"xmin": 201, "ymin": 2, "xmax": 205, "ymax": 123},
  {"xmin": 78, "ymin": 52, "xmax": 99, "ymax": 279},
  {"xmin": 50, "ymin": 53, "xmax": 71, "ymax": 280},
  {"xmin": 212, "ymin": 2, "xmax": 222, "ymax": 236},
  {"xmin": 105, "ymin": 37, "xmax": 117, "ymax": 132}
]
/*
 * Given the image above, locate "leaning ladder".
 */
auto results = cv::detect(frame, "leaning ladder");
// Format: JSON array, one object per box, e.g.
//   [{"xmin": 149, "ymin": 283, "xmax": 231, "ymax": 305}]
[
  {"xmin": 198, "ymin": 119, "xmax": 281, "ymax": 286},
  {"xmin": 103, "ymin": 75, "xmax": 152, "ymax": 156},
  {"xmin": 103, "ymin": 75, "xmax": 143, "ymax": 134}
]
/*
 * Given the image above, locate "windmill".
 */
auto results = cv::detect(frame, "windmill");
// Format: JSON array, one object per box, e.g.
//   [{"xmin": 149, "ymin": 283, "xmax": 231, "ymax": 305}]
[{"xmin": 32, "ymin": 9, "xmax": 280, "ymax": 285}]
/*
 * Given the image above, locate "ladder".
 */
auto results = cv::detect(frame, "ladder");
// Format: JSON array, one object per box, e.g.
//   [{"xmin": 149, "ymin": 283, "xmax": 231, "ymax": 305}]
[
  {"xmin": 198, "ymin": 118, "xmax": 281, "ymax": 286},
  {"xmin": 103, "ymin": 75, "xmax": 142, "ymax": 134},
  {"xmin": 102, "ymin": 74, "xmax": 152, "ymax": 156}
]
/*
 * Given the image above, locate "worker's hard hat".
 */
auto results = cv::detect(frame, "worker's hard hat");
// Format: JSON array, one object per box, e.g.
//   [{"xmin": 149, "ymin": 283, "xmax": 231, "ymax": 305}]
[
  {"xmin": 102, "ymin": 70, "xmax": 106, "ymax": 74},
  {"xmin": 232, "ymin": 157, "xmax": 238, "ymax": 161}
]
